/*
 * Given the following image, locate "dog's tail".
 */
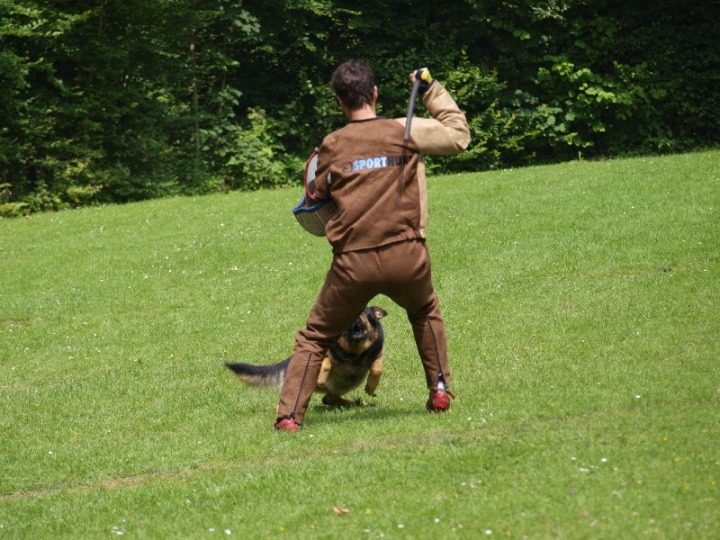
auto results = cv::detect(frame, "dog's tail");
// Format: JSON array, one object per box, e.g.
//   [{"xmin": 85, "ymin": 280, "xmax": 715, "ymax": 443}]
[{"xmin": 225, "ymin": 358, "xmax": 290, "ymax": 387}]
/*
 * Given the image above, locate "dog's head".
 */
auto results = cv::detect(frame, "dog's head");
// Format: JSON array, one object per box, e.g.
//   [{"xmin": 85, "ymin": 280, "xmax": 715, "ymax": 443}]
[{"xmin": 337, "ymin": 306, "xmax": 387, "ymax": 355}]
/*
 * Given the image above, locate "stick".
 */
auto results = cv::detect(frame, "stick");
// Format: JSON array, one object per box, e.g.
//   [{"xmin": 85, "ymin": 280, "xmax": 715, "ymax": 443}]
[{"xmin": 403, "ymin": 78, "xmax": 422, "ymax": 142}]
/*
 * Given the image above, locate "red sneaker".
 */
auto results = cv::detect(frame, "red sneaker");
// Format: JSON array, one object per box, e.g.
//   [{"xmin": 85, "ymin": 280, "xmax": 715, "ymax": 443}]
[
  {"xmin": 426, "ymin": 390, "xmax": 454, "ymax": 412},
  {"xmin": 274, "ymin": 418, "xmax": 300, "ymax": 432}
]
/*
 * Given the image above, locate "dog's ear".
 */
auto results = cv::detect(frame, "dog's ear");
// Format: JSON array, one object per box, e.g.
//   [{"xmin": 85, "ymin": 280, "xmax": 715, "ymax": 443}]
[{"xmin": 371, "ymin": 306, "xmax": 388, "ymax": 320}]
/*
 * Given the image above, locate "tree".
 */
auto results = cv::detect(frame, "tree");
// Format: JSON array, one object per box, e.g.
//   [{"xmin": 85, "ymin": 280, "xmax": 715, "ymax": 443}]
[{"xmin": 1, "ymin": 0, "xmax": 718, "ymax": 216}]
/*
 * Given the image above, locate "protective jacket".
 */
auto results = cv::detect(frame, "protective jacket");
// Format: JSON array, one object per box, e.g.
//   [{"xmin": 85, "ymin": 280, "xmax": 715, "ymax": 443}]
[{"xmin": 313, "ymin": 81, "xmax": 470, "ymax": 254}]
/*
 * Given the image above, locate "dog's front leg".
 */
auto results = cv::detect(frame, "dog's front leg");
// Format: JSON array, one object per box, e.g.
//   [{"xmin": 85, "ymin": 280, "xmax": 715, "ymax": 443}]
[
  {"xmin": 364, "ymin": 356, "xmax": 383, "ymax": 396},
  {"xmin": 316, "ymin": 356, "xmax": 332, "ymax": 387}
]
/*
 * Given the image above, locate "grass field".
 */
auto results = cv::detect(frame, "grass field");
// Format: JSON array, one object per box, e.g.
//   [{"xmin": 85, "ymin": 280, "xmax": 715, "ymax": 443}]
[{"xmin": 1, "ymin": 150, "xmax": 719, "ymax": 538}]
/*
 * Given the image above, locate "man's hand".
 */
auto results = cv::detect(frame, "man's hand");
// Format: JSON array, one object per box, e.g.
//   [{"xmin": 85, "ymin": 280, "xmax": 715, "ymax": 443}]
[{"xmin": 410, "ymin": 67, "xmax": 434, "ymax": 95}]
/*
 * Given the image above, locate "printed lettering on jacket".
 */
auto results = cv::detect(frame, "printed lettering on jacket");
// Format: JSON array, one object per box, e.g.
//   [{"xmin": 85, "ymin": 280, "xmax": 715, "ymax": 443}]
[{"xmin": 341, "ymin": 154, "xmax": 412, "ymax": 173}]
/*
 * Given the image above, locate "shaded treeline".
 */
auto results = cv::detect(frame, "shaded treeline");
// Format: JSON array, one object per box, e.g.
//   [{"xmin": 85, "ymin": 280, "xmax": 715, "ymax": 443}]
[{"xmin": 1, "ymin": 0, "xmax": 718, "ymax": 214}]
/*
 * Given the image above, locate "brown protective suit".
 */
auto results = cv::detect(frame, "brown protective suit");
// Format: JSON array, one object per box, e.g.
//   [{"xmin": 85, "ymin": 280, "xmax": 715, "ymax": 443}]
[{"xmin": 276, "ymin": 80, "xmax": 470, "ymax": 425}]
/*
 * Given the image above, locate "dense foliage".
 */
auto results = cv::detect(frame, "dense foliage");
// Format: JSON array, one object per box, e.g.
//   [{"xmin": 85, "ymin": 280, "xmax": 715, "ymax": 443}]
[{"xmin": 1, "ymin": 0, "xmax": 718, "ymax": 215}]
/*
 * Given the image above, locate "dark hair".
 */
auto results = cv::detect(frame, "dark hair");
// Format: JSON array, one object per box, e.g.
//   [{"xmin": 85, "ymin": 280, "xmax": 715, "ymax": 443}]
[{"xmin": 331, "ymin": 60, "xmax": 375, "ymax": 110}]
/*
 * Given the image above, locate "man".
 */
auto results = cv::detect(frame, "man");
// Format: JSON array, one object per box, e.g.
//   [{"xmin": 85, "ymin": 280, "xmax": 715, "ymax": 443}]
[{"xmin": 276, "ymin": 60, "xmax": 470, "ymax": 431}]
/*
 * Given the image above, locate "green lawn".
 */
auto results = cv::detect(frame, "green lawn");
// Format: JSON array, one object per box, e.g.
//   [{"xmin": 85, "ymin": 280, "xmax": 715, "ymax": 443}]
[{"xmin": 1, "ymin": 150, "xmax": 718, "ymax": 538}]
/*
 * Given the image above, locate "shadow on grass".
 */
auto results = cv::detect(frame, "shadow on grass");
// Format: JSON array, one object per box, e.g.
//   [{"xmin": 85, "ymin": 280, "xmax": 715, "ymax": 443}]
[{"xmin": 306, "ymin": 398, "xmax": 433, "ymax": 426}]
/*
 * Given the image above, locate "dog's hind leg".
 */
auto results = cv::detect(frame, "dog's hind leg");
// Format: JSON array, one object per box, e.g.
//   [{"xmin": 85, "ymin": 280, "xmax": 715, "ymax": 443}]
[
  {"xmin": 364, "ymin": 356, "xmax": 383, "ymax": 396},
  {"xmin": 322, "ymin": 393, "xmax": 365, "ymax": 407}
]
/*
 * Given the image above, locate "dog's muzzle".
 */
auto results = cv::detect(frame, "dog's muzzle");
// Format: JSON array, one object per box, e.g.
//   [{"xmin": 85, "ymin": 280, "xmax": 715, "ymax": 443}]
[{"xmin": 347, "ymin": 318, "xmax": 369, "ymax": 342}]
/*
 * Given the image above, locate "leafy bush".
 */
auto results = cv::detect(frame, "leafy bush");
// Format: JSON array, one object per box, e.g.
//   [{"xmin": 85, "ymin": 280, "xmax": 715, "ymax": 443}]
[
  {"xmin": 1, "ymin": 0, "xmax": 718, "ymax": 215},
  {"xmin": 201, "ymin": 102, "xmax": 302, "ymax": 191}
]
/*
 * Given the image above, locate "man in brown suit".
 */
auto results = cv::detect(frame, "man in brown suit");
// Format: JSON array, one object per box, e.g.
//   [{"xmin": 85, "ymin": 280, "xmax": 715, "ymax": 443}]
[{"xmin": 276, "ymin": 60, "xmax": 470, "ymax": 431}]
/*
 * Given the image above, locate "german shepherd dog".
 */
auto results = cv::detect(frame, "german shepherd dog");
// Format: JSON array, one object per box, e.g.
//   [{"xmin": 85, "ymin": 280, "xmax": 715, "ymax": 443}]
[{"xmin": 226, "ymin": 306, "xmax": 387, "ymax": 407}]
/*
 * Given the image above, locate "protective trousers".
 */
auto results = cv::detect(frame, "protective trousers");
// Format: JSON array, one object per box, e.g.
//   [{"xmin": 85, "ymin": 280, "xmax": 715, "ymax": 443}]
[{"xmin": 276, "ymin": 239, "xmax": 451, "ymax": 426}]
